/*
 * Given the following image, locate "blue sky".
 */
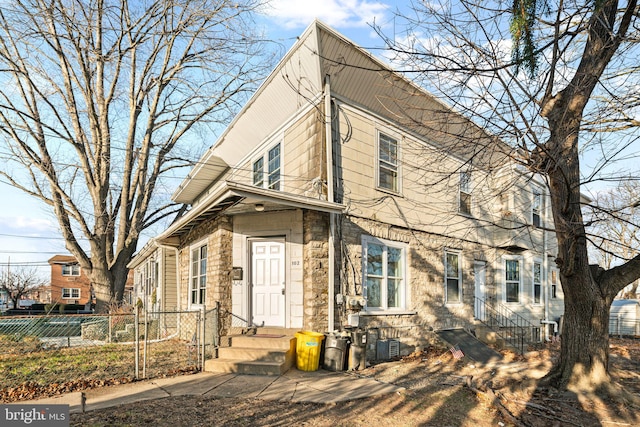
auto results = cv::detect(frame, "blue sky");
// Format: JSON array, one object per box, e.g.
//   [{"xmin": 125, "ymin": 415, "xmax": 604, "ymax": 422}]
[{"xmin": 0, "ymin": 0, "xmax": 405, "ymax": 274}]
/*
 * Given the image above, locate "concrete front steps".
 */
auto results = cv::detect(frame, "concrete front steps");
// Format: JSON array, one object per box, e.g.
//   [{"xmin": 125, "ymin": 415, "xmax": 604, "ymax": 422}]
[{"xmin": 204, "ymin": 328, "xmax": 297, "ymax": 376}]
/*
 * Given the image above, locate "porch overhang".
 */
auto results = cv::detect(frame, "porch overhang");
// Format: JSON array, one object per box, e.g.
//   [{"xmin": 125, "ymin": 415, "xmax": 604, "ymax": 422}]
[{"xmin": 157, "ymin": 180, "xmax": 346, "ymax": 241}]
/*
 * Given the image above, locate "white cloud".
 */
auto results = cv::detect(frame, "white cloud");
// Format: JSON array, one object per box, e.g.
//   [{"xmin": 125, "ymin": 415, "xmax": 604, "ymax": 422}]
[
  {"xmin": 0, "ymin": 216, "xmax": 57, "ymax": 233},
  {"xmin": 264, "ymin": 0, "xmax": 389, "ymax": 30}
]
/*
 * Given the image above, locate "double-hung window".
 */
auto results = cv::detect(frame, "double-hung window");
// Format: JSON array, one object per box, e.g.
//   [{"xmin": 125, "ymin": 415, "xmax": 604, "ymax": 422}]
[
  {"xmin": 363, "ymin": 237, "xmax": 406, "ymax": 310},
  {"xmin": 377, "ymin": 132, "xmax": 399, "ymax": 192},
  {"xmin": 62, "ymin": 264, "xmax": 80, "ymax": 276},
  {"xmin": 459, "ymin": 171, "xmax": 471, "ymax": 215},
  {"xmin": 533, "ymin": 261, "xmax": 542, "ymax": 304},
  {"xmin": 505, "ymin": 258, "xmax": 521, "ymax": 303},
  {"xmin": 190, "ymin": 244, "xmax": 207, "ymax": 305},
  {"xmin": 551, "ymin": 269, "xmax": 559, "ymax": 299},
  {"xmin": 62, "ymin": 288, "xmax": 80, "ymax": 299},
  {"xmin": 252, "ymin": 143, "xmax": 281, "ymax": 190},
  {"xmin": 532, "ymin": 188, "xmax": 542, "ymax": 227},
  {"xmin": 252, "ymin": 158, "xmax": 264, "ymax": 187},
  {"xmin": 445, "ymin": 252, "xmax": 462, "ymax": 304}
]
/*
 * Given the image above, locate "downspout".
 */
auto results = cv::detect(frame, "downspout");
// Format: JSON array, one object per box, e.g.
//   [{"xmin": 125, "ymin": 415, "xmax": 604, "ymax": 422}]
[
  {"xmin": 541, "ymin": 186, "xmax": 553, "ymax": 341},
  {"xmin": 325, "ymin": 74, "xmax": 336, "ymax": 333}
]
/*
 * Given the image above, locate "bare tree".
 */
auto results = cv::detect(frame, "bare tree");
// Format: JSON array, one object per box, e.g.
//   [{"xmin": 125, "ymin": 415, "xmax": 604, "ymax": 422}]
[
  {"xmin": 0, "ymin": 266, "xmax": 47, "ymax": 309},
  {"xmin": 588, "ymin": 180, "xmax": 640, "ymax": 298},
  {"xmin": 0, "ymin": 0, "xmax": 274, "ymax": 310},
  {"xmin": 376, "ymin": 0, "xmax": 640, "ymax": 394}
]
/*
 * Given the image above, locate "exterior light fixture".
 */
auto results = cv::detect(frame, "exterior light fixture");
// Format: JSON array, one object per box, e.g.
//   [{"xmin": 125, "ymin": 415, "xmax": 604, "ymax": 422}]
[{"xmin": 255, "ymin": 203, "xmax": 265, "ymax": 212}]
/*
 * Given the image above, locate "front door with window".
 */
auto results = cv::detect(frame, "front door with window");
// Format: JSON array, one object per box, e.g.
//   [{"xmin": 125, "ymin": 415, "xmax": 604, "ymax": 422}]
[
  {"xmin": 251, "ymin": 239, "xmax": 285, "ymax": 327},
  {"xmin": 474, "ymin": 261, "xmax": 487, "ymax": 321}
]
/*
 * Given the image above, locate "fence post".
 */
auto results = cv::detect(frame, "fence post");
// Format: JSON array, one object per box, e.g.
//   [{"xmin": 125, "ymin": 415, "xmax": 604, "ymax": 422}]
[
  {"xmin": 200, "ymin": 306, "xmax": 205, "ymax": 371},
  {"xmin": 135, "ymin": 309, "xmax": 139, "ymax": 379},
  {"xmin": 143, "ymin": 308, "xmax": 148, "ymax": 379}
]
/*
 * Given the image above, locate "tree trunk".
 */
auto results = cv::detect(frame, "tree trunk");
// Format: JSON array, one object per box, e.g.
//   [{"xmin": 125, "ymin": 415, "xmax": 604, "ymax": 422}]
[{"xmin": 545, "ymin": 275, "xmax": 613, "ymax": 391}]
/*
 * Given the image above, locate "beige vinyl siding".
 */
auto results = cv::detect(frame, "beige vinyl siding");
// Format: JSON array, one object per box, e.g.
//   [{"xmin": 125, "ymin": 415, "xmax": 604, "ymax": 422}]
[{"xmin": 163, "ymin": 250, "xmax": 177, "ymax": 311}]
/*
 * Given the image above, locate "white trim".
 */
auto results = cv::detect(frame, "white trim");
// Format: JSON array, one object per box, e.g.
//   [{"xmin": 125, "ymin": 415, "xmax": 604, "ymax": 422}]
[
  {"xmin": 375, "ymin": 129, "xmax": 402, "ymax": 195},
  {"xmin": 532, "ymin": 258, "xmax": 543, "ymax": 306},
  {"xmin": 502, "ymin": 255, "xmax": 523, "ymax": 304},
  {"xmin": 361, "ymin": 235, "xmax": 409, "ymax": 312},
  {"xmin": 188, "ymin": 238, "xmax": 209, "ymax": 310},
  {"xmin": 444, "ymin": 249, "xmax": 463, "ymax": 305},
  {"xmin": 62, "ymin": 287, "xmax": 81, "ymax": 300}
]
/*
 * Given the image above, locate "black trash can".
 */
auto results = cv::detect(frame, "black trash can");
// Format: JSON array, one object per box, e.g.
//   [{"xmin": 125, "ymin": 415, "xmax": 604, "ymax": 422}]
[
  {"xmin": 348, "ymin": 329, "xmax": 367, "ymax": 370},
  {"xmin": 323, "ymin": 334, "xmax": 349, "ymax": 371}
]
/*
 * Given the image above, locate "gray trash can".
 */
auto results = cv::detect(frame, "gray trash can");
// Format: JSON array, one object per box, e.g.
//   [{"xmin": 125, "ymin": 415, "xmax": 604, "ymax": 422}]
[
  {"xmin": 348, "ymin": 329, "xmax": 367, "ymax": 370},
  {"xmin": 323, "ymin": 334, "xmax": 349, "ymax": 371}
]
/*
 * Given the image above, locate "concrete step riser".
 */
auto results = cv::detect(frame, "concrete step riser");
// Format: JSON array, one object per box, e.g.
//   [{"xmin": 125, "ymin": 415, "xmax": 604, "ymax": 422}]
[
  {"xmin": 217, "ymin": 347, "xmax": 287, "ymax": 363},
  {"xmin": 204, "ymin": 358, "xmax": 292, "ymax": 376},
  {"xmin": 230, "ymin": 335, "xmax": 295, "ymax": 350}
]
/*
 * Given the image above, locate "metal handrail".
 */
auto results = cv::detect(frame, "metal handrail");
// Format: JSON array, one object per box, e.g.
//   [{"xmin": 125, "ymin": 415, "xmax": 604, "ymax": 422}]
[{"xmin": 474, "ymin": 297, "xmax": 540, "ymax": 353}]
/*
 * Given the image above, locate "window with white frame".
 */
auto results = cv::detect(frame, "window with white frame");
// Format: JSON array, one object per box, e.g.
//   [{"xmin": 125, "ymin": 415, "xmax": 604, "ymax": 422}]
[
  {"xmin": 505, "ymin": 258, "xmax": 521, "ymax": 303},
  {"xmin": 62, "ymin": 288, "xmax": 80, "ymax": 299},
  {"xmin": 144, "ymin": 259, "xmax": 158, "ymax": 296},
  {"xmin": 363, "ymin": 237, "xmax": 406, "ymax": 310},
  {"xmin": 62, "ymin": 264, "xmax": 80, "ymax": 276},
  {"xmin": 252, "ymin": 143, "xmax": 281, "ymax": 190},
  {"xmin": 532, "ymin": 188, "xmax": 542, "ymax": 227},
  {"xmin": 445, "ymin": 252, "xmax": 462, "ymax": 303},
  {"xmin": 533, "ymin": 261, "xmax": 542, "ymax": 304},
  {"xmin": 252, "ymin": 157, "xmax": 264, "ymax": 187},
  {"xmin": 190, "ymin": 244, "xmax": 207, "ymax": 305},
  {"xmin": 459, "ymin": 171, "xmax": 471, "ymax": 215},
  {"xmin": 551, "ymin": 269, "xmax": 559, "ymax": 298},
  {"xmin": 377, "ymin": 132, "xmax": 399, "ymax": 192}
]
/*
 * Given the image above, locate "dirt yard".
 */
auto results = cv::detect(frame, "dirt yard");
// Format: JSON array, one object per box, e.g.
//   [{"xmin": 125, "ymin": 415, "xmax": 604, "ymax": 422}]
[{"xmin": 69, "ymin": 338, "xmax": 640, "ymax": 427}]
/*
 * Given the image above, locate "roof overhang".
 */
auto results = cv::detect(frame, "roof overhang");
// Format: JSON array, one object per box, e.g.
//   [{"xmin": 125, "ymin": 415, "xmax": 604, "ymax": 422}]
[{"xmin": 158, "ymin": 181, "xmax": 346, "ymax": 242}]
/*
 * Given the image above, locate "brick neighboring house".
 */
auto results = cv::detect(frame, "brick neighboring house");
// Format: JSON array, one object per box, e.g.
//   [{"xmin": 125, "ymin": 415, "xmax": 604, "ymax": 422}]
[
  {"xmin": 48, "ymin": 255, "xmax": 134, "ymax": 307},
  {"xmin": 129, "ymin": 21, "xmax": 564, "ymax": 358},
  {"xmin": 48, "ymin": 255, "xmax": 92, "ymax": 306}
]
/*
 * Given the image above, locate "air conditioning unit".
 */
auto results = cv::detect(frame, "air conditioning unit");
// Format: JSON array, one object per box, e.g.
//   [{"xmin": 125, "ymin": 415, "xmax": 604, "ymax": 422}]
[{"xmin": 376, "ymin": 339, "xmax": 400, "ymax": 360}]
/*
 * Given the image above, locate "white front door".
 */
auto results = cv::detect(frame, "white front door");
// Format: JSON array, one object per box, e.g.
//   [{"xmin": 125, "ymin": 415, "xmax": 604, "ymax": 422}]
[
  {"xmin": 251, "ymin": 239, "xmax": 285, "ymax": 327},
  {"xmin": 474, "ymin": 261, "xmax": 487, "ymax": 321}
]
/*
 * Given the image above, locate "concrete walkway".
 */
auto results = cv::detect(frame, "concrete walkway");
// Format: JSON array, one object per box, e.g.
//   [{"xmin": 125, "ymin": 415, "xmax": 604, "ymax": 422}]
[{"xmin": 25, "ymin": 369, "xmax": 404, "ymax": 414}]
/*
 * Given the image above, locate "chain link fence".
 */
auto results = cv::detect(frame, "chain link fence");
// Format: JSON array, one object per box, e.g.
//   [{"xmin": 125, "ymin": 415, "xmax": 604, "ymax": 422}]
[{"xmin": 0, "ymin": 308, "xmax": 212, "ymax": 402}]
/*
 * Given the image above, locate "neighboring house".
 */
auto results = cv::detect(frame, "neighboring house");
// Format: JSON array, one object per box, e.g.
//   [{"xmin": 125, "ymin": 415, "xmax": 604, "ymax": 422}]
[
  {"xmin": 48, "ymin": 255, "xmax": 134, "ymax": 307},
  {"xmin": 128, "ymin": 243, "xmax": 178, "ymax": 312},
  {"xmin": 48, "ymin": 255, "xmax": 93, "ymax": 306},
  {"xmin": 129, "ymin": 21, "xmax": 563, "ymax": 356}
]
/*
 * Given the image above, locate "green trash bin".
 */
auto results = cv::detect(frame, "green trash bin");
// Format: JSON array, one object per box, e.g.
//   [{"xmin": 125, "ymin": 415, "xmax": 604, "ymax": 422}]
[{"xmin": 295, "ymin": 331, "xmax": 325, "ymax": 371}]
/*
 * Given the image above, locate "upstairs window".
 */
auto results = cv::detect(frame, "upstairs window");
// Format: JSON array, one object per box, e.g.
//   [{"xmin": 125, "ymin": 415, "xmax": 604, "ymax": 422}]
[
  {"xmin": 377, "ymin": 133, "xmax": 399, "ymax": 192},
  {"xmin": 363, "ymin": 237, "xmax": 406, "ymax": 310},
  {"xmin": 459, "ymin": 171, "xmax": 471, "ymax": 215},
  {"xmin": 190, "ymin": 244, "xmax": 207, "ymax": 305},
  {"xmin": 532, "ymin": 189, "xmax": 542, "ymax": 227},
  {"xmin": 252, "ymin": 143, "xmax": 281, "ymax": 190},
  {"xmin": 62, "ymin": 264, "xmax": 80, "ymax": 276},
  {"xmin": 252, "ymin": 157, "xmax": 264, "ymax": 187},
  {"xmin": 268, "ymin": 144, "xmax": 281, "ymax": 190}
]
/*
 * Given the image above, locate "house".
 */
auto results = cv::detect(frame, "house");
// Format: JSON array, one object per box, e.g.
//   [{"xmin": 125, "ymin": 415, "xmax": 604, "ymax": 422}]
[
  {"xmin": 129, "ymin": 21, "xmax": 562, "ymax": 362},
  {"xmin": 48, "ymin": 255, "xmax": 93, "ymax": 306},
  {"xmin": 128, "ymin": 243, "xmax": 177, "ymax": 312},
  {"xmin": 48, "ymin": 255, "xmax": 134, "ymax": 307}
]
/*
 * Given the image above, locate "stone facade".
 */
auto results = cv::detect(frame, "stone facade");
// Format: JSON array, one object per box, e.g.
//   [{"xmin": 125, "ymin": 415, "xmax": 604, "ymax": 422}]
[
  {"xmin": 177, "ymin": 215, "xmax": 233, "ymax": 324},
  {"xmin": 302, "ymin": 209, "xmax": 330, "ymax": 331},
  {"xmin": 339, "ymin": 215, "xmax": 498, "ymax": 357}
]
